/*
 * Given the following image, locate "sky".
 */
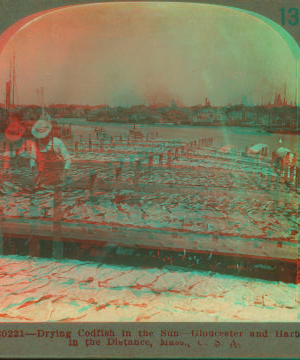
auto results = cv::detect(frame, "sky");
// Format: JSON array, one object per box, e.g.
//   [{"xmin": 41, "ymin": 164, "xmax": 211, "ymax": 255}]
[{"xmin": 0, "ymin": 2, "xmax": 298, "ymax": 107}]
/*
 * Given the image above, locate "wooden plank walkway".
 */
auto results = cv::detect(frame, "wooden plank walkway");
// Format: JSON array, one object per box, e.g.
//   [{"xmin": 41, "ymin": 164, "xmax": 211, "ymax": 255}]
[{"xmin": 1, "ymin": 216, "xmax": 298, "ymax": 283}]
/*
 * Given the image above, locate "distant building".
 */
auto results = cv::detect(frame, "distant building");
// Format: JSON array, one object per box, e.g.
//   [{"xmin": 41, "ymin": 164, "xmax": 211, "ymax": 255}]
[
  {"xmin": 241, "ymin": 95, "xmax": 248, "ymax": 106},
  {"xmin": 273, "ymin": 83, "xmax": 289, "ymax": 107},
  {"xmin": 249, "ymin": 87, "xmax": 253, "ymax": 106},
  {"xmin": 274, "ymin": 92, "xmax": 282, "ymax": 106}
]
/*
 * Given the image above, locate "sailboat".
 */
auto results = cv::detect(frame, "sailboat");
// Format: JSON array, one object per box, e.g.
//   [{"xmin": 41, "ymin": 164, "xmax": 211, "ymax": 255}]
[
  {"xmin": 129, "ymin": 122, "xmax": 143, "ymax": 140},
  {"xmin": 2, "ymin": 55, "xmax": 29, "ymax": 134},
  {"xmin": 264, "ymin": 127, "xmax": 298, "ymax": 134},
  {"xmin": 264, "ymin": 115, "xmax": 298, "ymax": 134}
]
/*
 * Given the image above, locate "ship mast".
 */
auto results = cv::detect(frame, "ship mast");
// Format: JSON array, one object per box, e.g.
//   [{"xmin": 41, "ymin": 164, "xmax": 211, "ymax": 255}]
[
  {"xmin": 41, "ymin": 86, "xmax": 45, "ymax": 110},
  {"xmin": 284, "ymin": 81, "xmax": 286, "ymax": 105},
  {"xmin": 9, "ymin": 57, "xmax": 12, "ymax": 88},
  {"xmin": 5, "ymin": 55, "xmax": 15, "ymax": 119},
  {"xmin": 36, "ymin": 86, "xmax": 45, "ymax": 113},
  {"xmin": 12, "ymin": 54, "xmax": 15, "ymax": 107},
  {"xmin": 5, "ymin": 58, "xmax": 12, "ymax": 111}
]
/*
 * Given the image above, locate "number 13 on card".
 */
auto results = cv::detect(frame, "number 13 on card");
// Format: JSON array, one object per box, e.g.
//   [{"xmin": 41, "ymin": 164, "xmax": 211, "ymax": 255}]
[{"xmin": 280, "ymin": 8, "xmax": 299, "ymax": 26}]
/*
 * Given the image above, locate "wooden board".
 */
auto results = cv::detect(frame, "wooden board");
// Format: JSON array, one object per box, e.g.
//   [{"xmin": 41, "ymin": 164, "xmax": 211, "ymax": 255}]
[{"xmin": 1, "ymin": 217, "xmax": 297, "ymax": 262}]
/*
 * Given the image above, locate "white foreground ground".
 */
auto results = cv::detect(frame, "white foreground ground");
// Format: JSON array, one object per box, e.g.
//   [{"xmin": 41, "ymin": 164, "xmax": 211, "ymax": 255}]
[{"xmin": 0, "ymin": 255, "xmax": 298, "ymax": 322}]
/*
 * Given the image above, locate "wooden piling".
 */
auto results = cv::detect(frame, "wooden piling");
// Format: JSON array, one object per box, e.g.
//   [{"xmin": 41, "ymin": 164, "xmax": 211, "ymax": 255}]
[
  {"xmin": 266, "ymin": 172, "xmax": 272, "ymax": 189},
  {"xmin": 52, "ymin": 188, "xmax": 63, "ymax": 259},
  {"xmin": 29, "ymin": 192, "xmax": 39, "ymax": 257},
  {"xmin": 0, "ymin": 218, "xmax": 3, "ymax": 255},
  {"xmin": 89, "ymin": 136, "xmax": 92, "ymax": 152},
  {"xmin": 295, "ymin": 167, "xmax": 300, "ymax": 190},
  {"xmin": 284, "ymin": 189, "xmax": 292, "ymax": 208},
  {"xmin": 0, "ymin": 158, "xmax": 5, "ymax": 254},
  {"xmin": 275, "ymin": 172, "xmax": 280, "ymax": 190}
]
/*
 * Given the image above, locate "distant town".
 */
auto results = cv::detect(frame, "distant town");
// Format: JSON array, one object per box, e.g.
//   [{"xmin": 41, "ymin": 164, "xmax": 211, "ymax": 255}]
[
  {"xmin": 0, "ymin": 56, "xmax": 298, "ymax": 133},
  {"xmin": 0, "ymin": 98, "xmax": 298, "ymax": 134},
  {"xmin": 0, "ymin": 61, "xmax": 298, "ymax": 134}
]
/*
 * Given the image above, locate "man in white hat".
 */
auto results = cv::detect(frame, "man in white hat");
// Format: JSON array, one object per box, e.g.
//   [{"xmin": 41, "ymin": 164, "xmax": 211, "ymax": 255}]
[{"xmin": 31, "ymin": 111, "xmax": 71, "ymax": 187}]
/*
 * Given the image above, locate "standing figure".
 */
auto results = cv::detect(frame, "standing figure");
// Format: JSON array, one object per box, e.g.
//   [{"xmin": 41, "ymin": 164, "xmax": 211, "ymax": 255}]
[
  {"xmin": 3, "ymin": 116, "xmax": 39, "ymax": 191},
  {"xmin": 159, "ymin": 152, "xmax": 163, "ymax": 165},
  {"xmin": 116, "ymin": 157, "xmax": 124, "ymax": 181},
  {"xmin": 148, "ymin": 151, "xmax": 154, "ymax": 167},
  {"xmin": 175, "ymin": 147, "xmax": 178, "ymax": 157},
  {"xmin": 281, "ymin": 152, "xmax": 296, "ymax": 182},
  {"xmin": 31, "ymin": 112, "xmax": 71, "ymax": 187}
]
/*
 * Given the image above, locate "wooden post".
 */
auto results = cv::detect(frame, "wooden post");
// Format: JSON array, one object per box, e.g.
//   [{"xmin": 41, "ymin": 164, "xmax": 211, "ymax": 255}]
[
  {"xmin": 284, "ymin": 189, "xmax": 292, "ymax": 208},
  {"xmin": 295, "ymin": 167, "xmax": 300, "ymax": 190},
  {"xmin": 52, "ymin": 188, "xmax": 63, "ymax": 259},
  {"xmin": 115, "ymin": 162, "xmax": 120, "ymax": 182},
  {"xmin": 0, "ymin": 156, "xmax": 4, "ymax": 254},
  {"xmin": 159, "ymin": 153, "xmax": 163, "ymax": 165},
  {"xmin": 89, "ymin": 135, "xmax": 92, "ymax": 152},
  {"xmin": 297, "ymin": 258, "xmax": 300, "ymax": 285},
  {"xmin": 79, "ymin": 135, "xmax": 83, "ymax": 153},
  {"xmin": 29, "ymin": 235, "xmax": 39, "ymax": 257},
  {"xmin": 258, "ymin": 162, "xmax": 264, "ymax": 181},
  {"xmin": 275, "ymin": 184, "xmax": 281, "ymax": 208},
  {"xmin": 0, "ymin": 218, "xmax": 3, "ymax": 255},
  {"xmin": 275, "ymin": 171, "xmax": 280, "ymax": 190},
  {"xmin": 135, "ymin": 156, "xmax": 141, "ymax": 183},
  {"xmin": 267, "ymin": 172, "xmax": 273, "ymax": 189},
  {"xmin": 261, "ymin": 165, "xmax": 266, "ymax": 183},
  {"xmin": 119, "ymin": 158, "xmax": 124, "ymax": 181},
  {"xmin": 29, "ymin": 192, "xmax": 40, "ymax": 257},
  {"xmin": 253, "ymin": 161, "xmax": 258, "ymax": 178},
  {"xmin": 109, "ymin": 161, "xmax": 114, "ymax": 182}
]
